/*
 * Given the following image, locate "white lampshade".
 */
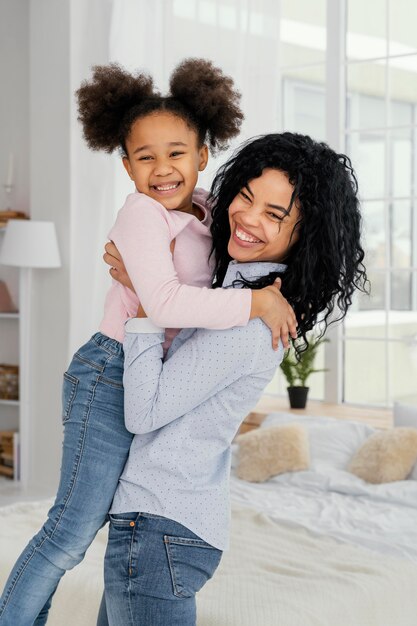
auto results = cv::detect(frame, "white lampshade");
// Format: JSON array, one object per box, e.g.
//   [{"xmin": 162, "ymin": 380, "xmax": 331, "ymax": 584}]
[{"xmin": 0, "ymin": 220, "xmax": 61, "ymax": 268}]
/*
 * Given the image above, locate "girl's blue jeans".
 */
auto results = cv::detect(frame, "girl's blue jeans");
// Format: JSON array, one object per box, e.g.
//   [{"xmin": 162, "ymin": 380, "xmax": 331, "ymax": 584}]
[
  {"xmin": 100, "ymin": 511, "xmax": 223, "ymax": 626},
  {"xmin": 0, "ymin": 333, "xmax": 133, "ymax": 626}
]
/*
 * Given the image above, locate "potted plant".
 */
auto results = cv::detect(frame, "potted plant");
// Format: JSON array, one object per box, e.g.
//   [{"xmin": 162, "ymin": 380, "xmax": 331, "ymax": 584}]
[{"xmin": 280, "ymin": 335, "xmax": 328, "ymax": 409}]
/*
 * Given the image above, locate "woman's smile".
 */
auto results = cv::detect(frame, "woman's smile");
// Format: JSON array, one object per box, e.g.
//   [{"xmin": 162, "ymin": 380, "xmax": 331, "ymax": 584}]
[{"xmin": 232, "ymin": 225, "xmax": 263, "ymax": 246}]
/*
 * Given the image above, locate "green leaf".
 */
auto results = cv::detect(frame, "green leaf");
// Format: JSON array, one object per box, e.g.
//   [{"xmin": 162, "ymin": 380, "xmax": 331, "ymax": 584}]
[{"xmin": 279, "ymin": 334, "xmax": 329, "ymax": 387}]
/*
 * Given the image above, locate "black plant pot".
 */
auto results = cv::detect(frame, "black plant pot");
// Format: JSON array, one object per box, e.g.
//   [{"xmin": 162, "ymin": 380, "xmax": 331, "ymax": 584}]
[{"xmin": 287, "ymin": 386, "xmax": 309, "ymax": 409}]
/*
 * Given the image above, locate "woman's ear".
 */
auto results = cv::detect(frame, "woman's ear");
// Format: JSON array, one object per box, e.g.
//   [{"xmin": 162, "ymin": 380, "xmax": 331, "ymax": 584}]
[
  {"xmin": 122, "ymin": 156, "xmax": 134, "ymax": 180},
  {"xmin": 198, "ymin": 145, "xmax": 209, "ymax": 172}
]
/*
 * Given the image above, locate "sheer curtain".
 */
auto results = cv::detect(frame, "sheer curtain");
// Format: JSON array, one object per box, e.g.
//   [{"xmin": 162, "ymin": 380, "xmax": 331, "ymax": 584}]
[
  {"xmin": 69, "ymin": 0, "xmax": 114, "ymax": 355},
  {"xmin": 69, "ymin": 0, "xmax": 282, "ymax": 354}
]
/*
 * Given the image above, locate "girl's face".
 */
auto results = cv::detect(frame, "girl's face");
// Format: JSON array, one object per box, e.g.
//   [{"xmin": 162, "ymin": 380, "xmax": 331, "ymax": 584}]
[
  {"xmin": 123, "ymin": 112, "xmax": 208, "ymax": 216},
  {"xmin": 227, "ymin": 168, "xmax": 300, "ymax": 263}
]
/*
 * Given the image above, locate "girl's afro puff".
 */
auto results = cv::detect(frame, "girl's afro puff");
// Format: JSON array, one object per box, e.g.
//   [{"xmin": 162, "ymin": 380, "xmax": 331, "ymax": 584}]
[
  {"xmin": 76, "ymin": 58, "xmax": 243, "ymax": 155},
  {"xmin": 76, "ymin": 63, "xmax": 156, "ymax": 153},
  {"xmin": 169, "ymin": 58, "xmax": 243, "ymax": 152}
]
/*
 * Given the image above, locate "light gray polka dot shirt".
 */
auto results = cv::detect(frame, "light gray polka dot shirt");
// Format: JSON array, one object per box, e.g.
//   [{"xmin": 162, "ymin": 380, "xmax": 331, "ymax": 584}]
[{"xmin": 110, "ymin": 261, "xmax": 286, "ymax": 550}]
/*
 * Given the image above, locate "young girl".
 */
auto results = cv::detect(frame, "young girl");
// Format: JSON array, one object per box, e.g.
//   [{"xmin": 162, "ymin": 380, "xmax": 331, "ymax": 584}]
[
  {"xmin": 0, "ymin": 59, "xmax": 296, "ymax": 626},
  {"xmin": 99, "ymin": 132, "xmax": 368, "ymax": 625}
]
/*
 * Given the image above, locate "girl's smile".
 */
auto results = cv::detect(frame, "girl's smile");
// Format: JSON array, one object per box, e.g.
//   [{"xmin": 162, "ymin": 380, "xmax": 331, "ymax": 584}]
[
  {"xmin": 228, "ymin": 168, "xmax": 300, "ymax": 263},
  {"xmin": 151, "ymin": 181, "xmax": 183, "ymax": 197},
  {"xmin": 123, "ymin": 112, "xmax": 208, "ymax": 216}
]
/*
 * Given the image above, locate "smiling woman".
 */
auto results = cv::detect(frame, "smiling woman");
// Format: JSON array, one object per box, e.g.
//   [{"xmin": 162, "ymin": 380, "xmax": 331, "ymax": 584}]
[
  {"xmin": 99, "ymin": 129, "xmax": 369, "ymax": 626},
  {"xmin": 228, "ymin": 169, "xmax": 300, "ymax": 263},
  {"xmin": 210, "ymin": 132, "xmax": 368, "ymax": 351}
]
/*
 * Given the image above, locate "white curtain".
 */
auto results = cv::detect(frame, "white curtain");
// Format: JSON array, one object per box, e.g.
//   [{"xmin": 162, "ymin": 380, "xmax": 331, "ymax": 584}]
[
  {"xmin": 69, "ymin": 0, "xmax": 115, "ymax": 355},
  {"xmin": 69, "ymin": 0, "xmax": 282, "ymax": 355}
]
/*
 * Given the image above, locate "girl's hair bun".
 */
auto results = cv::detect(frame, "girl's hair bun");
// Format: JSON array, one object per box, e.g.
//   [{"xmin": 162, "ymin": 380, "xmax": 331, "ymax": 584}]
[
  {"xmin": 76, "ymin": 63, "xmax": 156, "ymax": 153},
  {"xmin": 169, "ymin": 58, "xmax": 243, "ymax": 152}
]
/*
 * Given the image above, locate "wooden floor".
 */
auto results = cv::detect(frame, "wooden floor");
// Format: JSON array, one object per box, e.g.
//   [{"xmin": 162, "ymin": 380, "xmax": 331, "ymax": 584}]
[{"xmin": 240, "ymin": 395, "xmax": 393, "ymax": 434}]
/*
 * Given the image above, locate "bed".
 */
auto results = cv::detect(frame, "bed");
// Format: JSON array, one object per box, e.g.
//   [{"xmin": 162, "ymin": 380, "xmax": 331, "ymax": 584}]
[{"xmin": 1, "ymin": 413, "xmax": 417, "ymax": 625}]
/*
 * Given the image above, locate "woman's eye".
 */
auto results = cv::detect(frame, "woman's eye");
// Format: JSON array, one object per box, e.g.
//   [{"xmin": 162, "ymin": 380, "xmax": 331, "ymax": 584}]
[
  {"xmin": 268, "ymin": 212, "xmax": 283, "ymax": 221},
  {"xmin": 239, "ymin": 191, "xmax": 251, "ymax": 202}
]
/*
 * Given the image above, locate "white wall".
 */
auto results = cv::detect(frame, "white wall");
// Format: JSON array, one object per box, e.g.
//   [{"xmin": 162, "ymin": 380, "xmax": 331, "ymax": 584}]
[
  {"xmin": 0, "ymin": 0, "xmax": 30, "ymax": 308},
  {"xmin": 28, "ymin": 0, "xmax": 71, "ymax": 490},
  {"xmin": 0, "ymin": 0, "xmax": 30, "ymax": 214},
  {"xmin": 0, "ymin": 0, "xmax": 112, "ymax": 491},
  {"xmin": 0, "ymin": 0, "xmax": 73, "ymax": 493},
  {"xmin": 0, "ymin": 2, "xmax": 30, "ymax": 438},
  {"xmin": 26, "ymin": 0, "xmax": 114, "ymax": 491}
]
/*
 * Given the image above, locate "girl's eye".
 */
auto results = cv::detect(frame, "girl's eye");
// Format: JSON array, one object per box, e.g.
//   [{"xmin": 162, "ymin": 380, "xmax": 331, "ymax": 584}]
[
  {"xmin": 170, "ymin": 151, "xmax": 184, "ymax": 158},
  {"xmin": 138, "ymin": 155, "xmax": 153, "ymax": 161}
]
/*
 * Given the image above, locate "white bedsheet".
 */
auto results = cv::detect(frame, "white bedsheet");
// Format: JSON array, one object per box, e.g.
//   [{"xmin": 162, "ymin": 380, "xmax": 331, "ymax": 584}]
[
  {"xmin": 1, "ymin": 415, "xmax": 417, "ymax": 625},
  {"xmin": 1, "ymin": 501, "xmax": 417, "ymax": 626},
  {"xmin": 231, "ymin": 413, "xmax": 417, "ymax": 563}
]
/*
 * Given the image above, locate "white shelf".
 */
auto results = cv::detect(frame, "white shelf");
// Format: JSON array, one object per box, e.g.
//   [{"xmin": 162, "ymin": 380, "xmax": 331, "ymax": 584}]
[
  {"xmin": 0, "ymin": 260, "xmax": 21, "ymax": 483},
  {"xmin": 0, "ymin": 399, "xmax": 19, "ymax": 406}
]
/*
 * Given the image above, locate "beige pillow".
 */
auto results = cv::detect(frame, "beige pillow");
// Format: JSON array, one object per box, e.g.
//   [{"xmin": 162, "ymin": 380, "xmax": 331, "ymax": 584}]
[
  {"xmin": 235, "ymin": 424, "xmax": 309, "ymax": 483},
  {"xmin": 348, "ymin": 428, "xmax": 417, "ymax": 484}
]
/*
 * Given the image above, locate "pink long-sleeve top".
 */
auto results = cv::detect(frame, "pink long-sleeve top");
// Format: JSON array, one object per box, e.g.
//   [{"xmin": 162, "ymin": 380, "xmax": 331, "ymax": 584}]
[{"xmin": 99, "ymin": 188, "xmax": 252, "ymax": 347}]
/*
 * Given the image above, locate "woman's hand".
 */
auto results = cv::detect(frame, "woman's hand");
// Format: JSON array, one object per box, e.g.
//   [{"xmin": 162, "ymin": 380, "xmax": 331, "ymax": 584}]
[
  {"xmin": 251, "ymin": 279, "xmax": 298, "ymax": 351},
  {"xmin": 103, "ymin": 242, "xmax": 146, "ymax": 317},
  {"xmin": 103, "ymin": 241, "xmax": 135, "ymax": 293},
  {"xmin": 103, "ymin": 240, "xmax": 176, "ymax": 293}
]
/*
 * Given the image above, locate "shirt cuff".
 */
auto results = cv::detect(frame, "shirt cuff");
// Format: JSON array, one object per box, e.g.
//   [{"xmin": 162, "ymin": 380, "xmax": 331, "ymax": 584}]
[{"xmin": 125, "ymin": 317, "xmax": 164, "ymax": 334}]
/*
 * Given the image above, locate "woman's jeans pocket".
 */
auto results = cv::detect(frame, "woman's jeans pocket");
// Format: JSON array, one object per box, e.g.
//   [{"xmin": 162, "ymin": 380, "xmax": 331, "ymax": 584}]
[{"xmin": 164, "ymin": 535, "xmax": 223, "ymax": 598}]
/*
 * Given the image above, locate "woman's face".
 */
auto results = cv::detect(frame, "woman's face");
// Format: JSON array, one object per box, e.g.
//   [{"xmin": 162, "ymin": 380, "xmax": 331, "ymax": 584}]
[{"xmin": 227, "ymin": 168, "xmax": 300, "ymax": 263}]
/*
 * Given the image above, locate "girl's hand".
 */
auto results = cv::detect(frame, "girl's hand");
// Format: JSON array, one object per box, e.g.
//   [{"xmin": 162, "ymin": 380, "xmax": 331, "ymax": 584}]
[
  {"xmin": 103, "ymin": 241, "xmax": 135, "ymax": 293},
  {"xmin": 251, "ymin": 279, "xmax": 298, "ymax": 351}
]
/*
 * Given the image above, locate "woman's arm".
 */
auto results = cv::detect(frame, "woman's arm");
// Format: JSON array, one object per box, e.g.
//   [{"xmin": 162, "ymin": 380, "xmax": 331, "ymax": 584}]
[{"xmin": 123, "ymin": 319, "xmax": 282, "ymax": 434}]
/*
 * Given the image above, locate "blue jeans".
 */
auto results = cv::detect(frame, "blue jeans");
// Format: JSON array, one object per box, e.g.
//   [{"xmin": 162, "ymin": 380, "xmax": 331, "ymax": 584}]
[
  {"xmin": 0, "ymin": 333, "xmax": 133, "ymax": 626},
  {"xmin": 102, "ymin": 512, "xmax": 223, "ymax": 626}
]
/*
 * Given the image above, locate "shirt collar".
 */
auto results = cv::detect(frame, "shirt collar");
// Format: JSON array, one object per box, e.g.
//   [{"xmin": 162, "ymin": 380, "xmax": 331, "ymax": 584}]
[{"xmin": 222, "ymin": 260, "xmax": 287, "ymax": 288}]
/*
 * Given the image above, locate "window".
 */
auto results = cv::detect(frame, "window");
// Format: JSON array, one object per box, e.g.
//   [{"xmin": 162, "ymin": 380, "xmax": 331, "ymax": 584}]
[
  {"xmin": 343, "ymin": 0, "xmax": 417, "ymax": 405},
  {"xmin": 112, "ymin": 0, "xmax": 415, "ymax": 407}
]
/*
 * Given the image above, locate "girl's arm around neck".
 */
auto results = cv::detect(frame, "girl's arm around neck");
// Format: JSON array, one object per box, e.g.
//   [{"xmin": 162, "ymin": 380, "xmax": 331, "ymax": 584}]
[{"xmin": 109, "ymin": 194, "xmax": 251, "ymax": 330}]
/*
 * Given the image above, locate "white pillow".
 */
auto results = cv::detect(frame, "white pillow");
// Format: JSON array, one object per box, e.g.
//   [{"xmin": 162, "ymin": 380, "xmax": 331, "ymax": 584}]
[
  {"xmin": 307, "ymin": 421, "xmax": 375, "ymax": 471},
  {"xmin": 394, "ymin": 401, "xmax": 417, "ymax": 480},
  {"xmin": 261, "ymin": 413, "xmax": 374, "ymax": 471},
  {"xmin": 394, "ymin": 401, "xmax": 417, "ymax": 428},
  {"xmin": 408, "ymin": 465, "xmax": 417, "ymax": 482}
]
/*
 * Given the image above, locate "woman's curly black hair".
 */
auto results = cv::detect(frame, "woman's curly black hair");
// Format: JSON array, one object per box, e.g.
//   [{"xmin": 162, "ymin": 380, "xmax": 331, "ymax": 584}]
[
  {"xmin": 76, "ymin": 58, "xmax": 243, "ymax": 155},
  {"xmin": 209, "ymin": 132, "xmax": 369, "ymax": 351}
]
